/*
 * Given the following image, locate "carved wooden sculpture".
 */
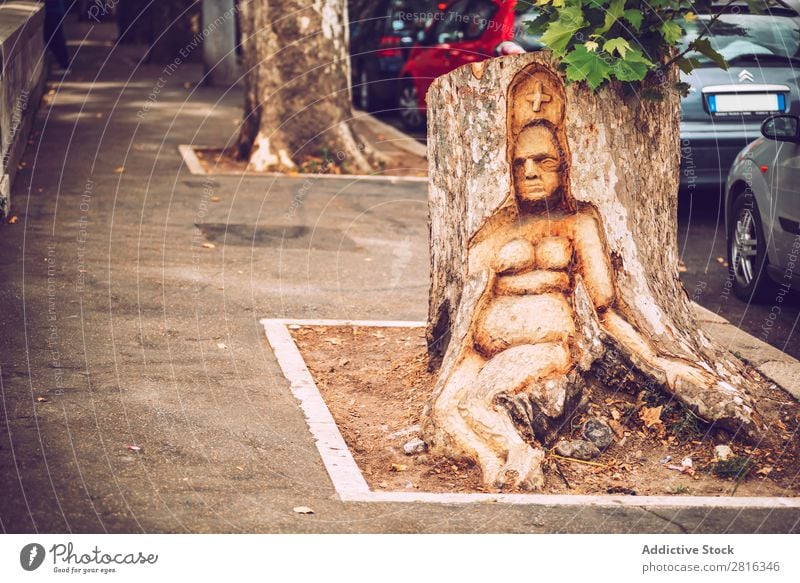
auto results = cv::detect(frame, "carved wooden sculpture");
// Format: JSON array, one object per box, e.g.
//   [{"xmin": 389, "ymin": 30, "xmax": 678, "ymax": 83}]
[{"xmin": 423, "ymin": 55, "xmax": 765, "ymax": 491}]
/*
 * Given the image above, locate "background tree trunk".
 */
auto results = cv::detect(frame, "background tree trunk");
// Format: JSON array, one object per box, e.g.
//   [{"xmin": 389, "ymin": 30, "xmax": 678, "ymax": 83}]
[
  {"xmin": 424, "ymin": 53, "xmax": 767, "ymax": 489},
  {"xmin": 237, "ymin": 0, "xmax": 374, "ymax": 172}
]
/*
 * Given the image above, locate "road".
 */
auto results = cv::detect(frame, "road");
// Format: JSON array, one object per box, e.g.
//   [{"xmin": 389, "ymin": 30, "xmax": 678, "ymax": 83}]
[{"xmin": 678, "ymin": 189, "xmax": 800, "ymax": 360}]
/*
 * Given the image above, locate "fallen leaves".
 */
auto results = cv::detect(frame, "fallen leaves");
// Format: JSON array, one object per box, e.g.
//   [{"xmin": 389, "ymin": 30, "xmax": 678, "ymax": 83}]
[{"xmin": 639, "ymin": 405, "xmax": 663, "ymax": 428}]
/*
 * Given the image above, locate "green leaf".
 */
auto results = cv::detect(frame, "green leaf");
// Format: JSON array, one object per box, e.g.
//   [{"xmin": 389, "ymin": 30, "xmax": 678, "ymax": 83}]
[
  {"xmin": 526, "ymin": 11, "xmax": 555, "ymax": 35},
  {"xmin": 603, "ymin": 37, "xmax": 631, "ymax": 58},
  {"xmin": 539, "ymin": 6, "xmax": 587, "ymax": 55},
  {"xmin": 691, "ymin": 38, "xmax": 728, "ymax": 70},
  {"xmin": 613, "ymin": 56, "xmax": 649, "ymax": 81},
  {"xmin": 595, "ymin": 0, "xmax": 625, "ymax": 35},
  {"xmin": 674, "ymin": 56, "xmax": 701, "ymax": 75},
  {"xmin": 563, "ymin": 44, "xmax": 613, "ymax": 90},
  {"xmin": 622, "ymin": 9, "xmax": 642, "ymax": 31},
  {"xmin": 660, "ymin": 21, "xmax": 684, "ymax": 44}
]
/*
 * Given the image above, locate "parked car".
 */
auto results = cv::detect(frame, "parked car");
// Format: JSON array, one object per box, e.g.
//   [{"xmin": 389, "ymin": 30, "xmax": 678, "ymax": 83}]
[
  {"xmin": 725, "ymin": 114, "xmax": 800, "ymax": 301},
  {"xmin": 397, "ymin": 0, "xmax": 541, "ymax": 129},
  {"xmin": 349, "ymin": 0, "xmax": 436, "ymax": 112},
  {"xmin": 680, "ymin": 1, "xmax": 800, "ymax": 188}
]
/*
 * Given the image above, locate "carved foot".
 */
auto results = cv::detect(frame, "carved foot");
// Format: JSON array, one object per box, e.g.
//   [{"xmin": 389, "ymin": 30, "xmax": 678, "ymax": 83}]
[{"xmin": 494, "ymin": 444, "xmax": 545, "ymax": 490}]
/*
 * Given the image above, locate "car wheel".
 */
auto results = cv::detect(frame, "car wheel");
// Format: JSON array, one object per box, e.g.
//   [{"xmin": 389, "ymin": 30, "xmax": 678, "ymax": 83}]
[
  {"xmin": 728, "ymin": 189, "xmax": 776, "ymax": 302},
  {"xmin": 398, "ymin": 79, "xmax": 425, "ymax": 131}
]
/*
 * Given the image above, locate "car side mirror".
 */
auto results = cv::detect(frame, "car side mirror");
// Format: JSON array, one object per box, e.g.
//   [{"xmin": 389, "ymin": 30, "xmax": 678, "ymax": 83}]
[{"xmin": 761, "ymin": 115, "xmax": 800, "ymax": 142}]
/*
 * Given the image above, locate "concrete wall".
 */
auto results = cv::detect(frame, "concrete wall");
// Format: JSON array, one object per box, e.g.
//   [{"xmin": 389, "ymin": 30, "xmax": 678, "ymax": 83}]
[{"xmin": 0, "ymin": 0, "xmax": 45, "ymax": 219}]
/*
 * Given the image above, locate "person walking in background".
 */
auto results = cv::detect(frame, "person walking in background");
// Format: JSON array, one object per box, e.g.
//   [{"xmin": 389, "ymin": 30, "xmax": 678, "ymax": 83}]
[{"xmin": 43, "ymin": 0, "xmax": 71, "ymax": 72}]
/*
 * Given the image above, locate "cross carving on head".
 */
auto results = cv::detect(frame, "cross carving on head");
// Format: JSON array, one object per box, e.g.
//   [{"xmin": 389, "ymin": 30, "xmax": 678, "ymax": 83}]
[{"xmin": 527, "ymin": 81, "xmax": 551, "ymax": 113}]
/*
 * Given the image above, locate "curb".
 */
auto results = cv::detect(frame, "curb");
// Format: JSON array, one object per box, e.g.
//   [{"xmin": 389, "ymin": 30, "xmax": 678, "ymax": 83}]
[
  {"xmin": 693, "ymin": 302, "xmax": 800, "ymax": 400},
  {"xmin": 352, "ymin": 109, "xmax": 428, "ymax": 159},
  {"xmin": 176, "ymin": 144, "xmax": 428, "ymax": 182},
  {"xmin": 262, "ymin": 316, "xmax": 800, "ymax": 509}
]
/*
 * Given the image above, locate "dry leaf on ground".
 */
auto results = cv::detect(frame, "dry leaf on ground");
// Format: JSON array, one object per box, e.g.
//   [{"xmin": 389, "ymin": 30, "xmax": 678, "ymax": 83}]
[{"xmin": 639, "ymin": 405, "xmax": 663, "ymax": 428}]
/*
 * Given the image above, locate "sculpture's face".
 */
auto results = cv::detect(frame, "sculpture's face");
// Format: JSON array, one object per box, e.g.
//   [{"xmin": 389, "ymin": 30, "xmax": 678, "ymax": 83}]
[{"xmin": 512, "ymin": 126, "xmax": 562, "ymax": 204}]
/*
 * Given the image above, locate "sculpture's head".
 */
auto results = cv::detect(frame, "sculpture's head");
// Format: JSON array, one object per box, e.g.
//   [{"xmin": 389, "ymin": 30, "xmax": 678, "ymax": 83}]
[
  {"xmin": 506, "ymin": 64, "xmax": 574, "ymax": 212},
  {"xmin": 512, "ymin": 120, "xmax": 564, "ymax": 206}
]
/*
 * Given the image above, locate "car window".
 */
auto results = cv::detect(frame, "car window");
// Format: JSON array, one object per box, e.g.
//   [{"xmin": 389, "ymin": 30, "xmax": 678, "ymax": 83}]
[
  {"xmin": 463, "ymin": 0, "xmax": 498, "ymax": 40},
  {"xmin": 435, "ymin": 0, "xmax": 470, "ymax": 44},
  {"xmin": 681, "ymin": 13, "xmax": 800, "ymax": 62}
]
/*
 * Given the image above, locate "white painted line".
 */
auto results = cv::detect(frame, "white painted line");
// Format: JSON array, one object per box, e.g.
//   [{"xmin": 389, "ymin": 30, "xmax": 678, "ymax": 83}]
[
  {"xmin": 263, "ymin": 320, "xmax": 370, "ymax": 496},
  {"xmin": 352, "ymin": 491, "xmax": 800, "ymax": 508},
  {"xmin": 260, "ymin": 318, "xmax": 425, "ymax": 328},
  {"xmin": 178, "ymin": 145, "xmax": 428, "ymax": 182},
  {"xmin": 178, "ymin": 144, "xmax": 206, "ymax": 176},
  {"xmin": 263, "ymin": 318, "xmax": 800, "ymax": 509}
]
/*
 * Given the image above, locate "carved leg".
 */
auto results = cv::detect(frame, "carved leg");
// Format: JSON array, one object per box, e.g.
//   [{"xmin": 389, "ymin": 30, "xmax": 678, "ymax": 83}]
[{"xmin": 459, "ymin": 343, "xmax": 570, "ymax": 490}]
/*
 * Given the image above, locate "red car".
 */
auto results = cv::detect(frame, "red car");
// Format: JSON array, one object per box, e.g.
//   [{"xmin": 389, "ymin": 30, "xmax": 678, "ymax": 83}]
[{"xmin": 398, "ymin": 0, "xmax": 541, "ymax": 129}]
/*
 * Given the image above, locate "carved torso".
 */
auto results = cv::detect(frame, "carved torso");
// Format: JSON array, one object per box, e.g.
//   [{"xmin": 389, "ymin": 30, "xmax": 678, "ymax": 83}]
[{"xmin": 470, "ymin": 211, "xmax": 583, "ymax": 359}]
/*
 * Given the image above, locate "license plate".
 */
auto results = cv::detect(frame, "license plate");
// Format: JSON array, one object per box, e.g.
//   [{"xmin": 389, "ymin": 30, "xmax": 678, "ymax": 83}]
[{"xmin": 707, "ymin": 93, "xmax": 784, "ymax": 114}]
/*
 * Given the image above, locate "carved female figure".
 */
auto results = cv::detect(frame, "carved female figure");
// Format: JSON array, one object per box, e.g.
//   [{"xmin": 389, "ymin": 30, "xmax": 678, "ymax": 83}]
[{"xmin": 424, "ymin": 64, "xmax": 754, "ymax": 490}]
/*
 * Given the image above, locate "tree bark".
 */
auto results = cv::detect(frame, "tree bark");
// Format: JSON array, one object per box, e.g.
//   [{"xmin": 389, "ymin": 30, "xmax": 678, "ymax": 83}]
[
  {"xmin": 423, "ymin": 53, "xmax": 768, "ymax": 491},
  {"xmin": 237, "ymin": 0, "xmax": 376, "ymax": 172}
]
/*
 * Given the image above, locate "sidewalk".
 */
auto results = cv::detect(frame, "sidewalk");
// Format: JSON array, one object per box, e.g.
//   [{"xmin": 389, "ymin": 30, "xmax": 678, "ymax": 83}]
[{"xmin": 0, "ymin": 19, "xmax": 798, "ymax": 534}]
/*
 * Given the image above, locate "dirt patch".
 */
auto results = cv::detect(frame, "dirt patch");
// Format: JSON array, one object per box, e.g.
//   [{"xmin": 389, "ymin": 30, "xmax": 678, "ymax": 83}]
[
  {"xmin": 194, "ymin": 118, "xmax": 427, "ymax": 177},
  {"xmin": 292, "ymin": 325, "xmax": 800, "ymax": 497}
]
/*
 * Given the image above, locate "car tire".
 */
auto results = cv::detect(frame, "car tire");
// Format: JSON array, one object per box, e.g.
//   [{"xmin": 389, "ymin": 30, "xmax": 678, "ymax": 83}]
[
  {"xmin": 398, "ymin": 78, "xmax": 425, "ymax": 131},
  {"xmin": 727, "ymin": 189, "xmax": 777, "ymax": 302}
]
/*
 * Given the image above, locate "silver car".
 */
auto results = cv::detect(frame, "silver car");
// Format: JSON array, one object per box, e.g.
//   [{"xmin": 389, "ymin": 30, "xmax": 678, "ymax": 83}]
[{"xmin": 726, "ymin": 114, "xmax": 800, "ymax": 301}]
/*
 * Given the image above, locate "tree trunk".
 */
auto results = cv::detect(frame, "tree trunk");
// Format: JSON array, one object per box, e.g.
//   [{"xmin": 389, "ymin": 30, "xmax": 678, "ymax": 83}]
[
  {"xmin": 237, "ymin": 0, "xmax": 375, "ymax": 172},
  {"xmin": 423, "ymin": 53, "xmax": 768, "ymax": 491},
  {"xmin": 202, "ymin": 0, "xmax": 239, "ymax": 86}
]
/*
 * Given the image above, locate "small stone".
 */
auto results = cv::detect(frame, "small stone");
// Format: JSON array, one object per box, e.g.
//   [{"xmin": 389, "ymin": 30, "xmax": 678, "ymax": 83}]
[
  {"xmin": 715, "ymin": 445, "xmax": 733, "ymax": 461},
  {"xmin": 582, "ymin": 417, "xmax": 614, "ymax": 449},
  {"xmin": 403, "ymin": 437, "xmax": 427, "ymax": 455},
  {"xmin": 554, "ymin": 439, "xmax": 601, "ymax": 461}
]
